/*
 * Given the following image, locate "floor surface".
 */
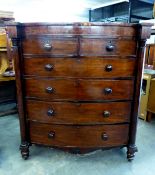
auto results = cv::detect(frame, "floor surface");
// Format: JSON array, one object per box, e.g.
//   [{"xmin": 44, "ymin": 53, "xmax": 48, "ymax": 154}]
[{"xmin": 0, "ymin": 114, "xmax": 155, "ymax": 175}]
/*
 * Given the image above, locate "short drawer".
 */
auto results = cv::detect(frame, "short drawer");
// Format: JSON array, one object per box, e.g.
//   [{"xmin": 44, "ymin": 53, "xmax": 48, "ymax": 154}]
[
  {"xmin": 26, "ymin": 100, "xmax": 131, "ymax": 124},
  {"xmin": 80, "ymin": 38, "xmax": 136, "ymax": 56},
  {"xmin": 29, "ymin": 122, "xmax": 129, "ymax": 147},
  {"xmin": 22, "ymin": 36, "xmax": 78, "ymax": 56},
  {"xmin": 24, "ymin": 57, "xmax": 136, "ymax": 78},
  {"xmin": 25, "ymin": 78, "xmax": 134, "ymax": 101}
]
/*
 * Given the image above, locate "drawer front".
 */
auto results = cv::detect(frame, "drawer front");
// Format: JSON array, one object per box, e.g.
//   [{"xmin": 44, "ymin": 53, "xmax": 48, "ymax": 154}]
[
  {"xmin": 22, "ymin": 37, "xmax": 78, "ymax": 56},
  {"xmin": 29, "ymin": 122, "xmax": 129, "ymax": 147},
  {"xmin": 24, "ymin": 58, "xmax": 136, "ymax": 78},
  {"xmin": 80, "ymin": 38, "xmax": 136, "ymax": 56},
  {"xmin": 25, "ymin": 78, "xmax": 134, "ymax": 101},
  {"xmin": 26, "ymin": 100, "xmax": 131, "ymax": 124}
]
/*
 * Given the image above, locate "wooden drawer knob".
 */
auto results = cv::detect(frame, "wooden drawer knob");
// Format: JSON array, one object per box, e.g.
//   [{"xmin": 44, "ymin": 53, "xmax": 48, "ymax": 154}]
[
  {"xmin": 106, "ymin": 44, "xmax": 114, "ymax": 51},
  {"xmin": 105, "ymin": 65, "xmax": 112, "ymax": 72},
  {"xmin": 44, "ymin": 43, "xmax": 52, "ymax": 51},
  {"xmin": 48, "ymin": 131, "xmax": 55, "ymax": 139},
  {"xmin": 45, "ymin": 87, "xmax": 54, "ymax": 93},
  {"xmin": 104, "ymin": 88, "xmax": 112, "ymax": 95},
  {"xmin": 101, "ymin": 132, "xmax": 108, "ymax": 141},
  {"xmin": 103, "ymin": 111, "xmax": 111, "ymax": 118},
  {"xmin": 47, "ymin": 109, "xmax": 54, "ymax": 117},
  {"xmin": 44, "ymin": 64, "xmax": 53, "ymax": 71}
]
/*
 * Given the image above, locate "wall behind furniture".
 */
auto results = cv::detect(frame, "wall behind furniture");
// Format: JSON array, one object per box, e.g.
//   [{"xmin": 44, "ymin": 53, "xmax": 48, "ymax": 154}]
[
  {"xmin": 0, "ymin": 0, "xmax": 92, "ymax": 22},
  {"xmin": 1, "ymin": 0, "xmax": 134, "ymax": 22}
]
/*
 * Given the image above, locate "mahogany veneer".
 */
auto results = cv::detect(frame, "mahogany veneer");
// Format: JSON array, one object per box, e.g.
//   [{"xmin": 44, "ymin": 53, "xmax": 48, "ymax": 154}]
[
  {"xmin": 26, "ymin": 100, "xmax": 131, "ymax": 124},
  {"xmin": 25, "ymin": 78, "xmax": 134, "ymax": 101},
  {"xmin": 7, "ymin": 22, "xmax": 152, "ymax": 161},
  {"xmin": 24, "ymin": 57, "xmax": 136, "ymax": 78},
  {"xmin": 29, "ymin": 123, "xmax": 129, "ymax": 147}
]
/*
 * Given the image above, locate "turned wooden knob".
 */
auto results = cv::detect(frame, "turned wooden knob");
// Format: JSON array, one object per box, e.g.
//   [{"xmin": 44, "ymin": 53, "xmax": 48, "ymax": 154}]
[
  {"xmin": 48, "ymin": 131, "xmax": 55, "ymax": 138},
  {"xmin": 45, "ymin": 87, "xmax": 54, "ymax": 93},
  {"xmin": 104, "ymin": 88, "xmax": 112, "ymax": 95},
  {"xmin": 44, "ymin": 43, "xmax": 52, "ymax": 51},
  {"xmin": 44, "ymin": 64, "xmax": 53, "ymax": 71},
  {"xmin": 106, "ymin": 44, "xmax": 115, "ymax": 51},
  {"xmin": 105, "ymin": 65, "xmax": 112, "ymax": 72},
  {"xmin": 103, "ymin": 111, "xmax": 111, "ymax": 118},
  {"xmin": 47, "ymin": 109, "xmax": 54, "ymax": 117},
  {"xmin": 101, "ymin": 132, "xmax": 108, "ymax": 141}
]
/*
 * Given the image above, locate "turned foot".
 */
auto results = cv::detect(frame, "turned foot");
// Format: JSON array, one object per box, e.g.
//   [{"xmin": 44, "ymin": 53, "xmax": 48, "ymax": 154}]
[
  {"xmin": 20, "ymin": 142, "xmax": 29, "ymax": 160},
  {"xmin": 127, "ymin": 145, "xmax": 138, "ymax": 161}
]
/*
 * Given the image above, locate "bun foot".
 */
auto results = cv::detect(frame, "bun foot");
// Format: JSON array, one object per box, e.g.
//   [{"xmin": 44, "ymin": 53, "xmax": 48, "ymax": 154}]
[
  {"xmin": 127, "ymin": 145, "xmax": 138, "ymax": 161},
  {"xmin": 20, "ymin": 142, "xmax": 29, "ymax": 160}
]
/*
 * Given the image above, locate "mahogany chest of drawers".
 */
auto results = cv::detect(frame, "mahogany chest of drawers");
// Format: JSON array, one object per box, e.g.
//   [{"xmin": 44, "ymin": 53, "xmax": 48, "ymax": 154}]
[{"xmin": 7, "ymin": 22, "xmax": 152, "ymax": 161}]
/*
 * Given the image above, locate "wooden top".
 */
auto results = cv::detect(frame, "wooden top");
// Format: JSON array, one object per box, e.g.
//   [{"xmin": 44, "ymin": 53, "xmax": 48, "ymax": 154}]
[
  {"xmin": 6, "ymin": 22, "xmax": 153, "ymax": 40},
  {"xmin": 6, "ymin": 22, "xmax": 153, "ymax": 27}
]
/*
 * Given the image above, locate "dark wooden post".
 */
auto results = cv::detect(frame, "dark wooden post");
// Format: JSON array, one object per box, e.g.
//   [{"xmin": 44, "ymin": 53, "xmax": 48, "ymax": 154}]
[
  {"xmin": 10, "ymin": 25, "xmax": 29, "ymax": 160},
  {"xmin": 127, "ymin": 24, "xmax": 152, "ymax": 161}
]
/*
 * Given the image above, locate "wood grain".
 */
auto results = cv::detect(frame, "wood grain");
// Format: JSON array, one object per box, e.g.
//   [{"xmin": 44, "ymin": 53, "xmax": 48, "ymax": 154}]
[
  {"xmin": 29, "ymin": 122, "xmax": 129, "ymax": 147},
  {"xmin": 25, "ymin": 78, "xmax": 134, "ymax": 101},
  {"xmin": 80, "ymin": 39, "xmax": 136, "ymax": 56},
  {"xmin": 26, "ymin": 100, "xmax": 131, "ymax": 124},
  {"xmin": 22, "ymin": 36, "xmax": 78, "ymax": 56},
  {"xmin": 21, "ymin": 24, "xmax": 137, "ymax": 37},
  {"xmin": 24, "ymin": 57, "xmax": 136, "ymax": 78}
]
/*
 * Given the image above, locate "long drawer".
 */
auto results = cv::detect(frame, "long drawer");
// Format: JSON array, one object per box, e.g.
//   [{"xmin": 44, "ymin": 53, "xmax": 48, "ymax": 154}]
[
  {"xmin": 25, "ymin": 78, "xmax": 134, "ymax": 101},
  {"xmin": 24, "ymin": 58, "xmax": 136, "ymax": 78},
  {"xmin": 29, "ymin": 122, "xmax": 129, "ymax": 147},
  {"xmin": 26, "ymin": 100, "xmax": 131, "ymax": 124}
]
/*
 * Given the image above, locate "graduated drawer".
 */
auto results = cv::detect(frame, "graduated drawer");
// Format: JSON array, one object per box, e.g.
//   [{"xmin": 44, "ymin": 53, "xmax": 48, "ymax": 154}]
[
  {"xmin": 22, "ymin": 36, "xmax": 78, "ymax": 56},
  {"xmin": 80, "ymin": 38, "xmax": 136, "ymax": 56},
  {"xmin": 24, "ymin": 57, "xmax": 136, "ymax": 78},
  {"xmin": 29, "ymin": 122, "xmax": 129, "ymax": 147},
  {"xmin": 25, "ymin": 78, "xmax": 134, "ymax": 101},
  {"xmin": 26, "ymin": 100, "xmax": 131, "ymax": 124}
]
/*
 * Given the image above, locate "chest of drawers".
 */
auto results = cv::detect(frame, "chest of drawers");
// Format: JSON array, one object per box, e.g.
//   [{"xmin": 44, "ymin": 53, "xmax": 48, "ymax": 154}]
[{"xmin": 7, "ymin": 22, "xmax": 152, "ymax": 161}]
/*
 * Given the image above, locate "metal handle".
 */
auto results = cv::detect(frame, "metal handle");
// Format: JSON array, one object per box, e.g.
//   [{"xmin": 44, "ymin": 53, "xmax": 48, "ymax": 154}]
[
  {"xmin": 45, "ymin": 87, "xmax": 54, "ymax": 93},
  {"xmin": 48, "ymin": 131, "xmax": 55, "ymax": 139},
  {"xmin": 44, "ymin": 64, "xmax": 53, "ymax": 71},
  {"xmin": 103, "ymin": 111, "xmax": 111, "ymax": 118},
  {"xmin": 44, "ymin": 43, "xmax": 52, "ymax": 51},
  {"xmin": 101, "ymin": 132, "xmax": 108, "ymax": 141},
  {"xmin": 47, "ymin": 109, "xmax": 54, "ymax": 117},
  {"xmin": 105, "ymin": 65, "xmax": 112, "ymax": 72},
  {"xmin": 106, "ymin": 44, "xmax": 114, "ymax": 51},
  {"xmin": 104, "ymin": 88, "xmax": 112, "ymax": 95}
]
